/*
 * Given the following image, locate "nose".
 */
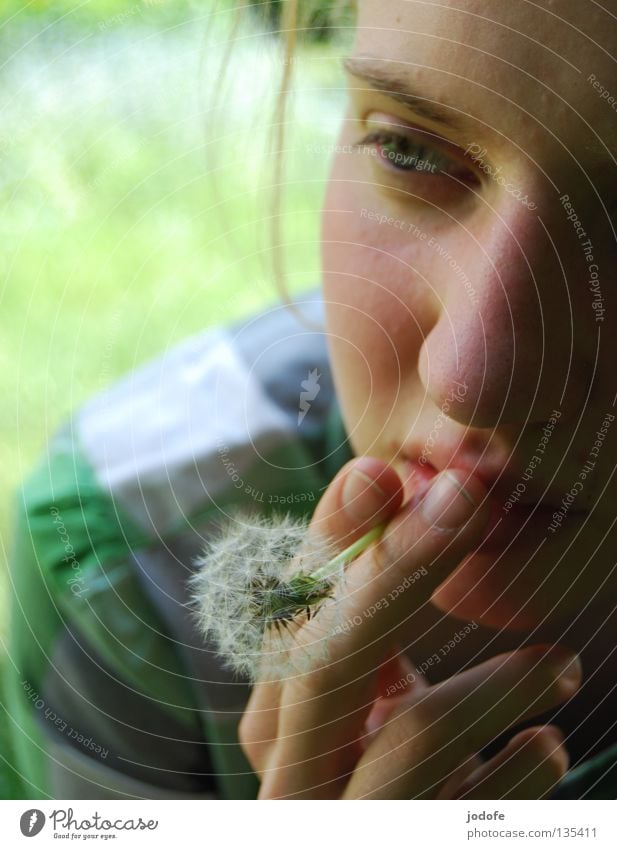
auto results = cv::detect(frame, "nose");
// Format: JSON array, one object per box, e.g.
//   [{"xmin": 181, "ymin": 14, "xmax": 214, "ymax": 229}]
[{"xmin": 417, "ymin": 189, "xmax": 594, "ymax": 428}]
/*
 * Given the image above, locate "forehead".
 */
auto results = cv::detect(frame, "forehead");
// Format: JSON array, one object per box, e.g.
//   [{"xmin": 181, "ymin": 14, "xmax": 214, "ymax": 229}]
[{"xmin": 354, "ymin": 0, "xmax": 617, "ymax": 162}]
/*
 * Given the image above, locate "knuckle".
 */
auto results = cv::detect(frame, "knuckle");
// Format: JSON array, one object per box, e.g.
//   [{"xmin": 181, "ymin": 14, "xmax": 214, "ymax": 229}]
[
  {"xmin": 532, "ymin": 735, "xmax": 569, "ymax": 775},
  {"xmin": 523, "ymin": 665, "xmax": 573, "ymax": 710},
  {"xmin": 238, "ymin": 713, "xmax": 269, "ymax": 772},
  {"xmin": 364, "ymin": 534, "xmax": 401, "ymax": 598},
  {"xmin": 544, "ymin": 675, "xmax": 570, "ymax": 704},
  {"xmin": 386, "ymin": 697, "xmax": 446, "ymax": 758},
  {"xmin": 367, "ymin": 535, "xmax": 391, "ymax": 584},
  {"xmin": 237, "ymin": 712, "xmax": 254, "ymax": 750},
  {"xmin": 367, "ymin": 522, "xmax": 434, "ymax": 605},
  {"xmin": 299, "ymin": 666, "xmax": 346, "ymax": 706}
]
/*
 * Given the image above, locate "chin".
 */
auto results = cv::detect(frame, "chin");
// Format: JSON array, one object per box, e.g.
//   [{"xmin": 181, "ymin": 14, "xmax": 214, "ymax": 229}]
[
  {"xmin": 391, "ymin": 454, "xmax": 603, "ymax": 634},
  {"xmin": 430, "ymin": 552, "xmax": 543, "ymax": 631},
  {"xmin": 430, "ymin": 507, "xmax": 593, "ymax": 634}
]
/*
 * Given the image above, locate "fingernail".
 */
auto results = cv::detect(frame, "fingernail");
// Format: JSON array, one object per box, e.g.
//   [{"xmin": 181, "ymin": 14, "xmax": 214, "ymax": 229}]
[
  {"xmin": 550, "ymin": 652, "xmax": 582, "ymax": 687},
  {"xmin": 342, "ymin": 463, "xmax": 388, "ymax": 522},
  {"xmin": 421, "ymin": 470, "xmax": 478, "ymax": 530},
  {"xmin": 541, "ymin": 725, "xmax": 565, "ymax": 745}
]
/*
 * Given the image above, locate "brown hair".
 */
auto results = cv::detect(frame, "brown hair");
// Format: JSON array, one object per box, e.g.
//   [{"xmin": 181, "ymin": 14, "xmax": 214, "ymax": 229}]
[{"xmin": 269, "ymin": 1, "xmax": 354, "ymax": 318}]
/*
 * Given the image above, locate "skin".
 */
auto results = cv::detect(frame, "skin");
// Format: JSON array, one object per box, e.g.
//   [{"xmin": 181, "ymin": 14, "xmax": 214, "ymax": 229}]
[{"xmin": 240, "ymin": 0, "xmax": 617, "ymax": 797}]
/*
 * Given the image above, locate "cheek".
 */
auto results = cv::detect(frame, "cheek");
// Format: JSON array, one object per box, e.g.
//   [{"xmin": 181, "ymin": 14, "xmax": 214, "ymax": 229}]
[
  {"xmin": 321, "ymin": 151, "xmax": 441, "ymax": 328},
  {"xmin": 322, "ymin": 162, "xmax": 439, "ymax": 347},
  {"xmin": 322, "ymin": 168, "xmax": 436, "ymax": 448}
]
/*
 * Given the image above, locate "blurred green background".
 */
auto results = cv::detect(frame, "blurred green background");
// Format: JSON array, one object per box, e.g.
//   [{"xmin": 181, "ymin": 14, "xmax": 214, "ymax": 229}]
[{"xmin": 0, "ymin": 0, "xmax": 348, "ymax": 796}]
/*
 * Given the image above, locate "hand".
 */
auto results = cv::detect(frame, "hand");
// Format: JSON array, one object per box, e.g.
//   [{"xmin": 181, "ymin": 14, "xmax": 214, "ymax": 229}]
[{"xmin": 239, "ymin": 458, "xmax": 581, "ymax": 798}]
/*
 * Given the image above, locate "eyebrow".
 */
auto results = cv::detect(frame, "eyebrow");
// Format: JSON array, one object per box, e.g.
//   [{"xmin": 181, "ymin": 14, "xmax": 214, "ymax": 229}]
[{"xmin": 343, "ymin": 56, "xmax": 469, "ymax": 136}]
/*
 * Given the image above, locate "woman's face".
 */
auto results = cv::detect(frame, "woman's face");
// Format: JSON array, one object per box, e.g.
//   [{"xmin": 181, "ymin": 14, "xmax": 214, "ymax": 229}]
[{"xmin": 322, "ymin": 0, "xmax": 617, "ymax": 638}]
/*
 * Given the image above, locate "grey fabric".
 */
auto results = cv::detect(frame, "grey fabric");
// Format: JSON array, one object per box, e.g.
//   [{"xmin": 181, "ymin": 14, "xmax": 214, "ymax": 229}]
[
  {"xmin": 131, "ymin": 539, "xmax": 259, "ymax": 800},
  {"xmin": 229, "ymin": 288, "xmax": 334, "ymax": 434},
  {"xmin": 45, "ymin": 736, "xmax": 218, "ymax": 800},
  {"xmin": 40, "ymin": 621, "xmax": 218, "ymax": 796}
]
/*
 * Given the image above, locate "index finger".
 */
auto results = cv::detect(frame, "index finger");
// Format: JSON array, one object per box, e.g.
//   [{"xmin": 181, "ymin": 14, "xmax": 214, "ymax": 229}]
[
  {"xmin": 298, "ymin": 469, "xmax": 490, "ymax": 682},
  {"xmin": 259, "ymin": 470, "xmax": 490, "ymax": 797}
]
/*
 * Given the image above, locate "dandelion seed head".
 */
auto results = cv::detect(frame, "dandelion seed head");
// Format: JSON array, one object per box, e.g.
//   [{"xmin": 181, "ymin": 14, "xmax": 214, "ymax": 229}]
[{"xmin": 189, "ymin": 508, "xmax": 344, "ymax": 681}]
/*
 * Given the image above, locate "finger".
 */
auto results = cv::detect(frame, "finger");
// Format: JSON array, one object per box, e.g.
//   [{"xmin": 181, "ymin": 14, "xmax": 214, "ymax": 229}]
[
  {"xmin": 436, "ymin": 753, "xmax": 484, "ymax": 799},
  {"xmin": 239, "ymin": 458, "xmax": 403, "ymax": 775},
  {"xmin": 375, "ymin": 644, "xmax": 427, "ymax": 700},
  {"xmin": 310, "ymin": 456, "xmax": 405, "ymax": 549},
  {"xmin": 300, "ymin": 469, "xmax": 491, "ymax": 674},
  {"xmin": 286, "ymin": 468, "xmax": 491, "ymax": 722},
  {"xmin": 238, "ymin": 679, "xmax": 282, "ymax": 777},
  {"xmin": 343, "ymin": 644, "xmax": 581, "ymax": 799},
  {"xmin": 363, "ymin": 647, "xmax": 428, "ymax": 746},
  {"xmin": 260, "ymin": 472, "xmax": 491, "ymax": 797},
  {"xmin": 240, "ymin": 457, "xmax": 408, "ymax": 780},
  {"xmin": 456, "ymin": 725, "xmax": 569, "ymax": 800}
]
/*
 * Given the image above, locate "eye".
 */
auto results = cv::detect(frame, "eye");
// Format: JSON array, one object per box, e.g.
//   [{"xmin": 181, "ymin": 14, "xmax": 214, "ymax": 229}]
[
  {"xmin": 355, "ymin": 129, "xmax": 455, "ymax": 175},
  {"xmin": 353, "ymin": 113, "xmax": 479, "ymax": 187}
]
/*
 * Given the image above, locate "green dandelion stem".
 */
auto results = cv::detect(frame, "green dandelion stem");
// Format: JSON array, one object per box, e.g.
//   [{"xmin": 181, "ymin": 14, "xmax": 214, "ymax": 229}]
[
  {"xmin": 255, "ymin": 522, "xmax": 389, "ymax": 632},
  {"xmin": 311, "ymin": 521, "xmax": 388, "ymax": 582}
]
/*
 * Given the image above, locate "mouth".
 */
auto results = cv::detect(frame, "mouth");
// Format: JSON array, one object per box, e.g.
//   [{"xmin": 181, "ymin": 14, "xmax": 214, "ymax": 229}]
[
  {"xmin": 396, "ymin": 454, "xmax": 590, "ymax": 551},
  {"xmin": 396, "ymin": 457, "xmax": 439, "ymax": 506}
]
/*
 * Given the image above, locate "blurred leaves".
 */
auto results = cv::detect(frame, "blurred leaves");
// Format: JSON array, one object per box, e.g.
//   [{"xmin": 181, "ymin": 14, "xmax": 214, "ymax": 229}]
[
  {"xmin": 1, "ymin": 0, "xmax": 188, "ymax": 21},
  {"xmin": 249, "ymin": 0, "xmax": 354, "ymax": 41},
  {"xmin": 0, "ymin": 1, "xmax": 353, "ymax": 38}
]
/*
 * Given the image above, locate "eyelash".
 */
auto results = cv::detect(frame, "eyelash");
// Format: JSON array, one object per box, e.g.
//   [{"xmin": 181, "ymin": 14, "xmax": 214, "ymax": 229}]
[{"xmin": 353, "ymin": 128, "xmax": 475, "ymax": 183}]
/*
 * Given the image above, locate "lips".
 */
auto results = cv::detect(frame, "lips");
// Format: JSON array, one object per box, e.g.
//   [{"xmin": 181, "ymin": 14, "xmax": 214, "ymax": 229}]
[
  {"xmin": 397, "ymin": 457, "xmax": 439, "ymax": 506},
  {"xmin": 398, "ymin": 441, "xmax": 589, "ymax": 513},
  {"xmin": 400, "ymin": 446, "xmax": 518, "ymax": 504},
  {"xmin": 396, "ymin": 451, "xmax": 589, "ymax": 554}
]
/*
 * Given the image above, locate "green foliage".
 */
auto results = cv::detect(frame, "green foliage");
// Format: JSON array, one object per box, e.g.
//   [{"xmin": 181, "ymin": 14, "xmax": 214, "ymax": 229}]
[
  {"xmin": 1, "ymin": 0, "xmax": 193, "ymax": 22},
  {"xmin": 0, "ymin": 661, "xmax": 23, "ymax": 798},
  {"xmin": 248, "ymin": 0, "xmax": 354, "ymax": 41},
  {"xmin": 0, "ymin": 0, "xmax": 354, "ymax": 38}
]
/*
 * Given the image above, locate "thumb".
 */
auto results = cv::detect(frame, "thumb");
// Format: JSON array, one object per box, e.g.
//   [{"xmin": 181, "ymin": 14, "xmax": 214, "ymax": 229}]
[{"xmin": 310, "ymin": 457, "xmax": 404, "ymax": 550}]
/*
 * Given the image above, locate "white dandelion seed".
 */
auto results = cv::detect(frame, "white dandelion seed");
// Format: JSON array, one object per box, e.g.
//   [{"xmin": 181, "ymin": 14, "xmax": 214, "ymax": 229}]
[{"xmin": 189, "ymin": 508, "xmax": 387, "ymax": 682}]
